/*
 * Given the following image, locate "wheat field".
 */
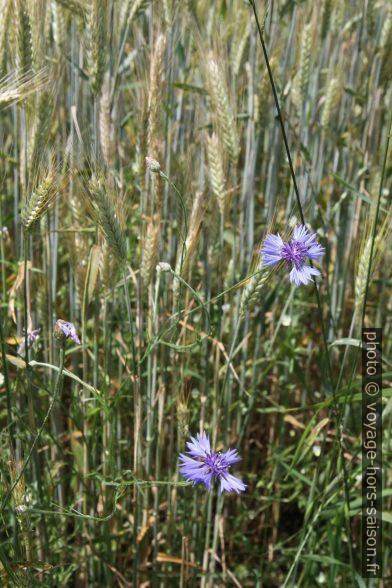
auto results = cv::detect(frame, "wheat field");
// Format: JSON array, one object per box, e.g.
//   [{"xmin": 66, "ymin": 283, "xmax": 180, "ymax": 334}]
[{"xmin": 0, "ymin": 0, "xmax": 391, "ymax": 586}]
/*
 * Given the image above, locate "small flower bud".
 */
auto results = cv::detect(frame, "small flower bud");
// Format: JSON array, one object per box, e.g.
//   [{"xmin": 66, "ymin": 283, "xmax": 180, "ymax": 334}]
[
  {"xmin": 54, "ymin": 319, "xmax": 81, "ymax": 345},
  {"xmin": 156, "ymin": 262, "xmax": 172, "ymax": 273},
  {"xmin": 145, "ymin": 156, "xmax": 161, "ymax": 173}
]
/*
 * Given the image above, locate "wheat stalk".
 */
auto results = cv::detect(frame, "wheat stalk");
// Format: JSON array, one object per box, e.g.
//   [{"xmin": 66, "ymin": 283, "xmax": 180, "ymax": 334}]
[
  {"xmin": 129, "ymin": 0, "xmax": 150, "ymax": 23},
  {"xmin": 292, "ymin": 22, "xmax": 312, "ymax": 113},
  {"xmin": 29, "ymin": 0, "xmax": 49, "ymax": 70},
  {"xmin": 21, "ymin": 169, "xmax": 56, "ymax": 231},
  {"xmin": 0, "ymin": 0, "xmax": 11, "ymax": 76},
  {"xmin": 28, "ymin": 91, "xmax": 53, "ymax": 174},
  {"xmin": 206, "ymin": 54, "xmax": 239, "ymax": 165},
  {"xmin": 86, "ymin": 0, "xmax": 107, "ymax": 95},
  {"xmin": 0, "ymin": 69, "xmax": 48, "ymax": 108},
  {"xmin": 51, "ymin": 1, "xmax": 66, "ymax": 50},
  {"xmin": 99, "ymin": 76, "xmax": 115, "ymax": 167},
  {"xmin": 321, "ymin": 77, "xmax": 340, "ymax": 129},
  {"xmin": 147, "ymin": 33, "xmax": 166, "ymax": 159},
  {"xmin": 88, "ymin": 177, "xmax": 127, "ymax": 263},
  {"xmin": 231, "ymin": 21, "xmax": 250, "ymax": 78},
  {"xmin": 240, "ymin": 262, "xmax": 269, "ymax": 316},
  {"xmin": 13, "ymin": 0, "xmax": 33, "ymax": 72},
  {"xmin": 380, "ymin": 5, "xmax": 392, "ymax": 49},
  {"xmin": 206, "ymin": 132, "xmax": 226, "ymax": 215},
  {"xmin": 174, "ymin": 190, "xmax": 205, "ymax": 286},
  {"xmin": 141, "ymin": 220, "xmax": 159, "ymax": 287},
  {"xmin": 320, "ymin": 0, "xmax": 333, "ymax": 40},
  {"xmin": 54, "ymin": 0, "xmax": 84, "ymax": 18},
  {"xmin": 354, "ymin": 228, "xmax": 387, "ymax": 314}
]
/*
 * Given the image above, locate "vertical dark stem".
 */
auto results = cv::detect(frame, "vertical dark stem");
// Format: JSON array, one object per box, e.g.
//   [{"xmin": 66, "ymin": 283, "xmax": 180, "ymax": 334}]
[
  {"xmin": 249, "ymin": 0, "xmax": 355, "ymax": 579},
  {"xmin": 250, "ymin": 0, "xmax": 335, "ymax": 394}
]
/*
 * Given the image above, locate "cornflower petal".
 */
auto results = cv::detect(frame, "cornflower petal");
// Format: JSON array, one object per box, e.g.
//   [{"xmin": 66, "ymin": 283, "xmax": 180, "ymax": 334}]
[
  {"xmin": 293, "ymin": 224, "xmax": 316, "ymax": 245},
  {"xmin": 307, "ymin": 243, "xmax": 325, "ymax": 260},
  {"xmin": 290, "ymin": 265, "xmax": 320, "ymax": 286},
  {"xmin": 220, "ymin": 472, "xmax": 247, "ymax": 494},
  {"xmin": 186, "ymin": 432, "xmax": 211, "ymax": 457},
  {"xmin": 261, "ymin": 233, "xmax": 284, "ymax": 266},
  {"xmin": 221, "ymin": 448, "xmax": 241, "ymax": 465}
]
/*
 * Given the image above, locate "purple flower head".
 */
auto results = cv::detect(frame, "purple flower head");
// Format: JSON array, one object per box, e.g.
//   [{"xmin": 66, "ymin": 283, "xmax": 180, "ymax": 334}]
[
  {"xmin": 179, "ymin": 432, "xmax": 246, "ymax": 494},
  {"xmin": 54, "ymin": 319, "xmax": 81, "ymax": 345},
  {"xmin": 17, "ymin": 328, "xmax": 41, "ymax": 357},
  {"xmin": 261, "ymin": 224, "xmax": 325, "ymax": 286}
]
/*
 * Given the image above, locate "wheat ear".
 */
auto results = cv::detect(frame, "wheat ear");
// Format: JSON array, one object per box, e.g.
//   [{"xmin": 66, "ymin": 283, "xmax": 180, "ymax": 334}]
[
  {"xmin": 240, "ymin": 263, "xmax": 269, "ymax": 317},
  {"xmin": 147, "ymin": 33, "xmax": 166, "ymax": 158},
  {"xmin": 29, "ymin": 91, "xmax": 53, "ymax": 175},
  {"xmin": 99, "ymin": 76, "xmax": 115, "ymax": 167},
  {"xmin": 292, "ymin": 23, "xmax": 312, "ymax": 113},
  {"xmin": 21, "ymin": 170, "xmax": 56, "ymax": 231},
  {"xmin": 321, "ymin": 77, "xmax": 340, "ymax": 129},
  {"xmin": 0, "ymin": 0, "xmax": 11, "ymax": 76},
  {"xmin": 0, "ymin": 69, "xmax": 48, "ymax": 108},
  {"xmin": 141, "ymin": 220, "xmax": 159, "ymax": 287},
  {"xmin": 88, "ymin": 178, "xmax": 127, "ymax": 263},
  {"xmin": 54, "ymin": 0, "xmax": 84, "ymax": 18},
  {"xmin": 13, "ymin": 0, "xmax": 33, "ymax": 72},
  {"xmin": 206, "ymin": 132, "xmax": 226, "ymax": 215},
  {"xmin": 86, "ymin": 0, "xmax": 107, "ymax": 95},
  {"xmin": 206, "ymin": 54, "xmax": 239, "ymax": 165},
  {"xmin": 380, "ymin": 5, "xmax": 392, "ymax": 50}
]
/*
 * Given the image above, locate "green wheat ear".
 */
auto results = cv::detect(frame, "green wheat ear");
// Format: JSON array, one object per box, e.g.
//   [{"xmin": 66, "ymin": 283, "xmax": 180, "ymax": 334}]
[
  {"xmin": 21, "ymin": 170, "xmax": 57, "ymax": 231},
  {"xmin": 321, "ymin": 77, "xmax": 340, "ymax": 129},
  {"xmin": 13, "ymin": 0, "xmax": 33, "ymax": 73},
  {"xmin": 206, "ymin": 54, "xmax": 239, "ymax": 166},
  {"xmin": 240, "ymin": 262, "xmax": 269, "ymax": 317},
  {"xmin": 206, "ymin": 132, "xmax": 226, "ymax": 215},
  {"xmin": 88, "ymin": 178, "xmax": 127, "ymax": 263},
  {"xmin": 292, "ymin": 22, "xmax": 312, "ymax": 113},
  {"xmin": 86, "ymin": 0, "xmax": 107, "ymax": 95}
]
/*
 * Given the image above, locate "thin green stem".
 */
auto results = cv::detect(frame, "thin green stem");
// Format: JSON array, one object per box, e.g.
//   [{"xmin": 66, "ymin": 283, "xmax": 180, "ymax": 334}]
[{"xmin": 1, "ymin": 343, "xmax": 66, "ymax": 514}]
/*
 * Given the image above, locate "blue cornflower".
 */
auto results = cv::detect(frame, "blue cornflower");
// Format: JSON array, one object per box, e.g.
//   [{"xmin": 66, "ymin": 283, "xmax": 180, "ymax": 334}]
[
  {"xmin": 179, "ymin": 432, "xmax": 246, "ymax": 494},
  {"xmin": 261, "ymin": 224, "xmax": 325, "ymax": 286}
]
